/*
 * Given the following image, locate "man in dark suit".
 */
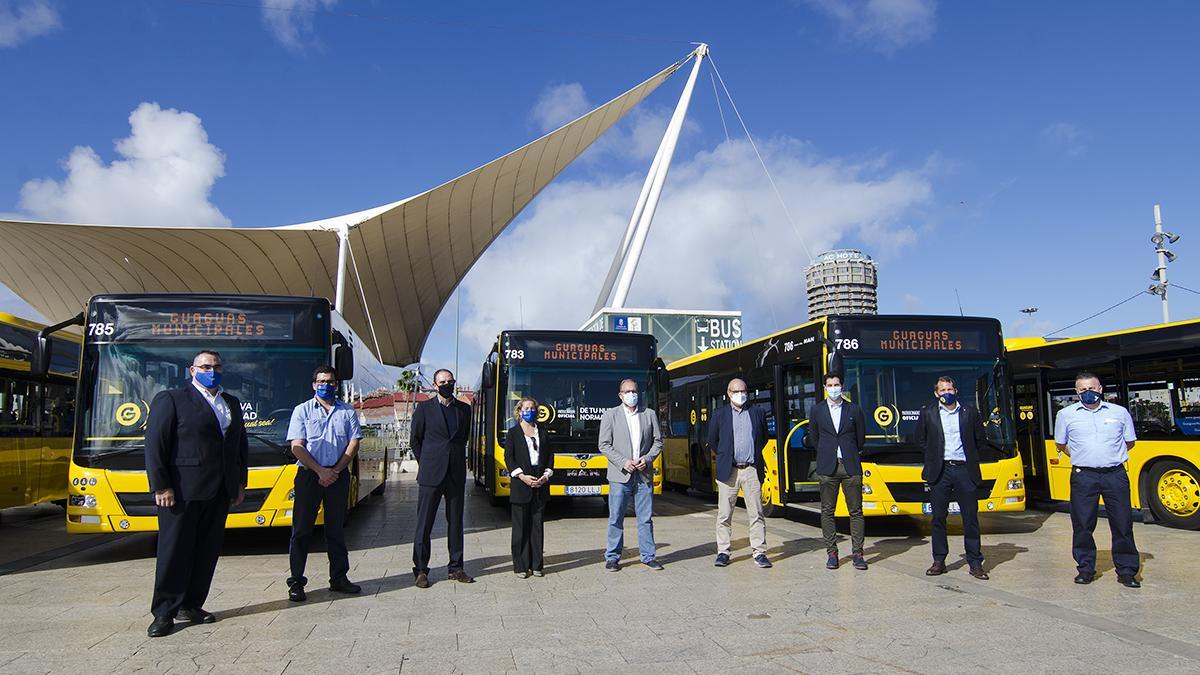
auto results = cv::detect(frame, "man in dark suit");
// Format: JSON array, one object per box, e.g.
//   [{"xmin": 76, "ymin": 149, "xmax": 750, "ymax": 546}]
[
  {"xmin": 806, "ymin": 373, "xmax": 868, "ymax": 571},
  {"xmin": 410, "ymin": 368, "xmax": 474, "ymax": 588},
  {"xmin": 706, "ymin": 378, "xmax": 771, "ymax": 568},
  {"xmin": 914, "ymin": 375, "xmax": 990, "ymax": 580},
  {"xmin": 144, "ymin": 350, "xmax": 248, "ymax": 638}
]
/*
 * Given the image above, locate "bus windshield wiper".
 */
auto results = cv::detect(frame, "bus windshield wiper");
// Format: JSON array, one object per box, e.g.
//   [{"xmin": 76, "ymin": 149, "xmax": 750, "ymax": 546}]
[
  {"xmin": 246, "ymin": 432, "xmax": 288, "ymax": 453},
  {"xmin": 86, "ymin": 446, "xmax": 144, "ymax": 460}
]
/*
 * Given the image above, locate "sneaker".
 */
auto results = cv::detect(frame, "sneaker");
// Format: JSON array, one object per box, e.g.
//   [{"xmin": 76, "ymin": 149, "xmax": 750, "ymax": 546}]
[
  {"xmin": 1073, "ymin": 571, "xmax": 1094, "ymax": 585},
  {"xmin": 852, "ymin": 553, "xmax": 868, "ymax": 571},
  {"xmin": 754, "ymin": 554, "xmax": 772, "ymax": 568},
  {"xmin": 642, "ymin": 559, "xmax": 664, "ymax": 571},
  {"xmin": 532, "ymin": 570, "xmax": 544, "ymax": 577},
  {"xmin": 287, "ymin": 583, "xmax": 307, "ymax": 602},
  {"xmin": 826, "ymin": 550, "xmax": 839, "ymax": 570},
  {"xmin": 605, "ymin": 560, "xmax": 620, "ymax": 572},
  {"xmin": 515, "ymin": 570, "xmax": 530, "ymax": 579},
  {"xmin": 714, "ymin": 553, "xmax": 731, "ymax": 567}
]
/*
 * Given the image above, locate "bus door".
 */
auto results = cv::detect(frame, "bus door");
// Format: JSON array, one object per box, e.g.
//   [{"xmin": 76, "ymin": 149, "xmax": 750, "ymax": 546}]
[
  {"xmin": 1013, "ymin": 376, "xmax": 1048, "ymax": 496},
  {"xmin": 686, "ymin": 380, "xmax": 712, "ymax": 491},
  {"xmin": 780, "ymin": 360, "xmax": 819, "ymax": 502}
]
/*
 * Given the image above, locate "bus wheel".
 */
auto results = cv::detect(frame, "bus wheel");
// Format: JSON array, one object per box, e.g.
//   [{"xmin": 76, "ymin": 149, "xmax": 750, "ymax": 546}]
[{"xmin": 1146, "ymin": 460, "xmax": 1200, "ymax": 530}]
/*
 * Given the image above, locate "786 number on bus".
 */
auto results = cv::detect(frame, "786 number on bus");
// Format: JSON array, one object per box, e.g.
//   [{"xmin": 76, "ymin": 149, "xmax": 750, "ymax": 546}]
[{"xmin": 835, "ymin": 338, "xmax": 859, "ymax": 351}]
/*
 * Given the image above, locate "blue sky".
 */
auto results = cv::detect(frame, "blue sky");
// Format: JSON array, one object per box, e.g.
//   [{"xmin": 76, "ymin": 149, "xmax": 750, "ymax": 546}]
[{"xmin": 2, "ymin": 0, "xmax": 1199, "ymax": 379}]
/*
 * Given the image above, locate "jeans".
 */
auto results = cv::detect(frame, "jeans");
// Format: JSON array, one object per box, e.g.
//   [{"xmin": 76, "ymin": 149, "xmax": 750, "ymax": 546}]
[{"xmin": 606, "ymin": 478, "xmax": 656, "ymax": 562}]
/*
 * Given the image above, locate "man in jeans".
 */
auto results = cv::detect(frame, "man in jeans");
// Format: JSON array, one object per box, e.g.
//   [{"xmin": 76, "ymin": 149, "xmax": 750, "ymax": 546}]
[
  {"xmin": 707, "ymin": 378, "xmax": 771, "ymax": 568},
  {"xmin": 598, "ymin": 379, "xmax": 663, "ymax": 571},
  {"xmin": 285, "ymin": 366, "xmax": 363, "ymax": 601},
  {"xmin": 805, "ymin": 373, "xmax": 867, "ymax": 570}
]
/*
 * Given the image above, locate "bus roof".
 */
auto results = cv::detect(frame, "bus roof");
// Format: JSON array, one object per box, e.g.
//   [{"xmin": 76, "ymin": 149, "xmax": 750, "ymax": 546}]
[{"xmin": 1005, "ymin": 315, "xmax": 1200, "ymax": 352}]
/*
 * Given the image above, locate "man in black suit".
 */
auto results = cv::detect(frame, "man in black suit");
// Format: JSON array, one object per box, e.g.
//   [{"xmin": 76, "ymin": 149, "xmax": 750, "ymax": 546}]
[
  {"xmin": 706, "ymin": 378, "xmax": 771, "ymax": 569},
  {"xmin": 410, "ymin": 368, "xmax": 474, "ymax": 588},
  {"xmin": 144, "ymin": 350, "xmax": 247, "ymax": 638},
  {"xmin": 914, "ymin": 375, "xmax": 990, "ymax": 580},
  {"xmin": 806, "ymin": 373, "xmax": 868, "ymax": 571}
]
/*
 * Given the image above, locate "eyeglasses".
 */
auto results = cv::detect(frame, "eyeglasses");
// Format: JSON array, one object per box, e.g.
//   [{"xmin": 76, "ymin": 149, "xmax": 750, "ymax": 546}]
[
  {"xmin": 193, "ymin": 364, "xmax": 222, "ymax": 371},
  {"xmin": 314, "ymin": 379, "xmax": 336, "ymax": 385}
]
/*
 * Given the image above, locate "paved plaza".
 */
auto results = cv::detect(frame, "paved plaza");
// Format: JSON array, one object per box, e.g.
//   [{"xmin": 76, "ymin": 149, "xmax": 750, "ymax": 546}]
[{"xmin": 2, "ymin": 476, "xmax": 1199, "ymax": 674}]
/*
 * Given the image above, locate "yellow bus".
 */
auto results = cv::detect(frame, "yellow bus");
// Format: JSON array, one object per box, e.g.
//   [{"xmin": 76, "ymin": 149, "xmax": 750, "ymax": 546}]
[
  {"xmin": 1007, "ymin": 318, "xmax": 1200, "ymax": 529},
  {"xmin": 0, "ymin": 313, "xmax": 79, "ymax": 511},
  {"xmin": 662, "ymin": 315, "xmax": 1026, "ymax": 517},
  {"xmin": 470, "ymin": 330, "xmax": 664, "ymax": 504},
  {"xmin": 32, "ymin": 293, "xmax": 395, "ymax": 533}
]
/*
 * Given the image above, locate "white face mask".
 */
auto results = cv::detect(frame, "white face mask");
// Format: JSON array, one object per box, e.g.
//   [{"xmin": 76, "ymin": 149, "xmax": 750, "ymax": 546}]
[
  {"xmin": 730, "ymin": 392, "xmax": 748, "ymax": 406},
  {"xmin": 622, "ymin": 392, "xmax": 638, "ymax": 407},
  {"xmin": 826, "ymin": 386, "xmax": 843, "ymax": 400}
]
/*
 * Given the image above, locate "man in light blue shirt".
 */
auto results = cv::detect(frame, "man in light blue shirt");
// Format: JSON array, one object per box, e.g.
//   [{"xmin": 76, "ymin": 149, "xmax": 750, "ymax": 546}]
[
  {"xmin": 1053, "ymin": 371, "xmax": 1140, "ymax": 588},
  {"xmin": 284, "ymin": 365, "xmax": 363, "ymax": 601}
]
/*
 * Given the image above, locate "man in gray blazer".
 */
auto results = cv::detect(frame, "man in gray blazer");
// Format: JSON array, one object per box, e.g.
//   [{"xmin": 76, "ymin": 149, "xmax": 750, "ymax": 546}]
[{"xmin": 598, "ymin": 378, "xmax": 663, "ymax": 571}]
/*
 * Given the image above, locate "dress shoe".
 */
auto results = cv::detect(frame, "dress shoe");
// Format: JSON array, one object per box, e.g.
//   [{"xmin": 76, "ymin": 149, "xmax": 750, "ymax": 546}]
[
  {"xmin": 714, "ymin": 553, "xmax": 731, "ymax": 567},
  {"xmin": 826, "ymin": 550, "xmax": 839, "ymax": 570},
  {"xmin": 1117, "ymin": 575, "xmax": 1141, "ymax": 588},
  {"xmin": 515, "ymin": 570, "xmax": 530, "ymax": 579},
  {"xmin": 179, "ymin": 607, "xmax": 216, "ymax": 624},
  {"xmin": 147, "ymin": 617, "xmax": 174, "ymax": 638},
  {"xmin": 968, "ymin": 566, "xmax": 989, "ymax": 580},
  {"xmin": 754, "ymin": 554, "xmax": 772, "ymax": 569},
  {"xmin": 447, "ymin": 569, "xmax": 475, "ymax": 583},
  {"xmin": 1074, "ymin": 572, "xmax": 1095, "ymax": 585},
  {"xmin": 926, "ymin": 561, "xmax": 947, "ymax": 576},
  {"xmin": 288, "ymin": 583, "xmax": 307, "ymax": 602},
  {"xmin": 604, "ymin": 560, "xmax": 620, "ymax": 572},
  {"xmin": 330, "ymin": 578, "xmax": 362, "ymax": 594},
  {"xmin": 532, "ymin": 570, "xmax": 544, "ymax": 578},
  {"xmin": 415, "ymin": 572, "xmax": 430, "ymax": 589},
  {"xmin": 852, "ymin": 553, "xmax": 868, "ymax": 571}
]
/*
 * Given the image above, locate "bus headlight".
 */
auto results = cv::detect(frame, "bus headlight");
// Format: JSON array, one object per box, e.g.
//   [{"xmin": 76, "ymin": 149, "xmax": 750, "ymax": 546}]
[
  {"xmin": 287, "ymin": 489, "xmax": 295, "ymax": 502},
  {"xmin": 861, "ymin": 484, "xmax": 873, "ymax": 495},
  {"xmin": 1007, "ymin": 479, "xmax": 1023, "ymax": 490}
]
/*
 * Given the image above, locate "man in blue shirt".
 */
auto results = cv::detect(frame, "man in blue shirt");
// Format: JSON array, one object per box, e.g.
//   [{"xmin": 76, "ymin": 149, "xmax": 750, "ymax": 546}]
[
  {"xmin": 285, "ymin": 366, "xmax": 364, "ymax": 601},
  {"xmin": 1053, "ymin": 371, "xmax": 1140, "ymax": 588}
]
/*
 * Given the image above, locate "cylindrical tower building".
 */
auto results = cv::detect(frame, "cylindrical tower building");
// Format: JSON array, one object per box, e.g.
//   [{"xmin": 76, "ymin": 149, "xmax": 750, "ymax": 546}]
[{"xmin": 805, "ymin": 249, "xmax": 878, "ymax": 319}]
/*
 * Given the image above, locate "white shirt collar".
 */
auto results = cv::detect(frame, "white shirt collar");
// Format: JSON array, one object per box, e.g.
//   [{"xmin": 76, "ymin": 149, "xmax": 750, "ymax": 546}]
[{"xmin": 191, "ymin": 379, "xmax": 223, "ymax": 400}]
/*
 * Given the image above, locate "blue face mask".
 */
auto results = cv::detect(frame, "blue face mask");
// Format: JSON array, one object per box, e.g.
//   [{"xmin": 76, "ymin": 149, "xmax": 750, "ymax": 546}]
[
  {"xmin": 1079, "ymin": 389, "xmax": 1102, "ymax": 405},
  {"xmin": 316, "ymin": 383, "xmax": 336, "ymax": 400},
  {"xmin": 938, "ymin": 392, "xmax": 958, "ymax": 406},
  {"xmin": 622, "ymin": 392, "xmax": 638, "ymax": 407},
  {"xmin": 194, "ymin": 369, "xmax": 221, "ymax": 389},
  {"xmin": 520, "ymin": 409, "xmax": 537, "ymax": 423}
]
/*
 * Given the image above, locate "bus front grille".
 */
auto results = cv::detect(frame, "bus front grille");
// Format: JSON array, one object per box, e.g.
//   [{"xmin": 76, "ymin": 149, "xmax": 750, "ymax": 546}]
[
  {"xmin": 115, "ymin": 488, "xmax": 272, "ymax": 516},
  {"xmin": 885, "ymin": 480, "xmax": 995, "ymax": 504}
]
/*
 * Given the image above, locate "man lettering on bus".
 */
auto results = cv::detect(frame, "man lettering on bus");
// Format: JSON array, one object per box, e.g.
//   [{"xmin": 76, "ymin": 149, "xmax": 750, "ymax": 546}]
[
  {"xmin": 598, "ymin": 379, "xmax": 663, "ymax": 571},
  {"xmin": 806, "ymin": 373, "xmax": 868, "ymax": 571},
  {"xmin": 284, "ymin": 366, "xmax": 364, "ymax": 602},
  {"xmin": 410, "ymin": 369, "xmax": 474, "ymax": 588},
  {"xmin": 144, "ymin": 350, "xmax": 248, "ymax": 638},
  {"xmin": 1053, "ymin": 372, "xmax": 1140, "ymax": 588},
  {"xmin": 706, "ymin": 378, "xmax": 771, "ymax": 569},
  {"xmin": 914, "ymin": 376, "xmax": 990, "ymax": 580}
]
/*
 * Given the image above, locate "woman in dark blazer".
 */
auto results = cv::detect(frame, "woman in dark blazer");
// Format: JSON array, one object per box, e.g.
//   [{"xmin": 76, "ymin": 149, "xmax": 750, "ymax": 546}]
[{"xmin": 503, "ymin": 397, "xmax": 553, "ymax": 577}]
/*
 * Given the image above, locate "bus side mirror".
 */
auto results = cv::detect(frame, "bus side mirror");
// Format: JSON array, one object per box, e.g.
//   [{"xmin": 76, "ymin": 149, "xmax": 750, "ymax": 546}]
[
  {"xmin": 31, "ymin": 334, "xmax": 51, "ymax": 377},
  {"xmin": 332, "ymin": 330, "xmax": 354, "ymax": 380},
  {"xmin": 827, "ymin": 352, "xmax": 844, "ymax": 378},
  {"xmin": 481, "ymin": 351, "xmax": 497, "ymax": 390},
  {"xmin": 655, "ymin": 359, "xmax": 669, "ymax": 394}
]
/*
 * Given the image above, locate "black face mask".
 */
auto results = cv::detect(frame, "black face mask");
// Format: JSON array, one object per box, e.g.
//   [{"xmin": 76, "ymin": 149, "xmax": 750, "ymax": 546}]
[{"xmin": 437, "ymin": 383, "xmax": 455, "ymax": 398}]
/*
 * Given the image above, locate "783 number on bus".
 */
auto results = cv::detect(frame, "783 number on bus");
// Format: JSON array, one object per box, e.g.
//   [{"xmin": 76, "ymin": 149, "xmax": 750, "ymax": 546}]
[{"xmin": 504, "ymin": 349, "xmax": 525, "ymax": 360}]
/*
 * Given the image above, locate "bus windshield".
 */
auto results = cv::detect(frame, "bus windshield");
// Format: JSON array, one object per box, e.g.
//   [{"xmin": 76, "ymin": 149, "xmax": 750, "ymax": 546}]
[
  {"xmin": 843, "ymin": 358, "xmax": 1016, "ymax": 459},
  {"xmin": 75, "ymin": 343, "xmax": 326, "ymax": 470},
  {"xmin": 501, "ymin": 365, "xmax": 650, "ymax": 450}
]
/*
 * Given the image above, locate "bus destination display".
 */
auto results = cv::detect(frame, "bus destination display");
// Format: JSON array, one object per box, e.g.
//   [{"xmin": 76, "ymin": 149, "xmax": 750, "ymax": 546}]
[
  {"xmin": 504, "ymin": 336, "xmax": 647, "ymax": 365},
  {"xmin": 97, "ymin": 309, "xmax": 296, "ymax": 341},
  {"xmin": 832, "ymin": 320, "xmax": 999, "ymax": 356}
]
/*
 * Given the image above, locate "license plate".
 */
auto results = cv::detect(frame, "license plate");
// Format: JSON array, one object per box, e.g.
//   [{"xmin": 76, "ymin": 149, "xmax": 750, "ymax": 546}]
[
  {"xmin": 922, "ymin": 502, "xmax": 961, "ymax": 514},
  {"xmin": 565, "ymin": 485, "xmax": 602, "ymax": 496}
]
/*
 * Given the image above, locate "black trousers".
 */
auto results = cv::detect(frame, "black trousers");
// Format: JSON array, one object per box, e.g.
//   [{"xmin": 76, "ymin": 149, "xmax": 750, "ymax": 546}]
[
  {"xmin": 511, "ymin": 499, "xmax": 546, "ymax": 573},
  {"xmin": 412, "ymin": 476, "xmax": 465, "ymax": 576},
  {"xmin": 929, "ymin": 463, "xmax": 982, "ymax": 566},
  {"xmin": 1070, "ymin": 466, "xmax": 1139, "ymax": 577},
  {"xmin": 288, "ymin": 467, "xmax": 350, "ymax": 587},
  {"xmin": 152, "ymin": 489, "xmax": 229, "ymax": 619}
]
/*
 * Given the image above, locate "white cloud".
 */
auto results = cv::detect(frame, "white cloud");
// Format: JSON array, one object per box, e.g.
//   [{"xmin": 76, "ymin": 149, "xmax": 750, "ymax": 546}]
[
  {"xmin": 531, "ymin": 83, "xmax": 591, "ymax": 132},
  {"xmin": 17, "ymin": 102, "xmax": 230, "ymax": 227},
  {"xmin": 1041, "ymin": 122, "xmax": 1089, "ymax": 157},
  {"xmin": 902, "ymin": 293, "xmax": 922, "ymax": 311},
  {"xmin": 262, "ymin": 0, "xmax": 337, "ymax": 52},
  {"xmin": 806, "ymin": 0, "xmax": 937, "ymax": 53},
  {"xmin": 450, "ymin": 136, "xmax": 933, "ymax": 360},
  {"xmin": 1007, "ymin": 315, "xmax": 1055, "ymax": 338},
  {"xmin": 0, "ymin": 0, "xmax": 59, "ymax": 47}
]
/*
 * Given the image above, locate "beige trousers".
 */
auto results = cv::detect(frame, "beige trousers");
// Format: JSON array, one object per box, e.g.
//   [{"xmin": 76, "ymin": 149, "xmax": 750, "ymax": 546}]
[{"xmin": 716, "ymin": 465, "xmax": 767, "ymax": 556}]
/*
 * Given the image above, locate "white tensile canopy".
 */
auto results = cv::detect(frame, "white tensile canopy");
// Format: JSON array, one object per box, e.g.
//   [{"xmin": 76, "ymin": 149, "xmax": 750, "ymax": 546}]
[{"xmin": 0, "ymin": 52, "xmax": 692, "ymax": 366}]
